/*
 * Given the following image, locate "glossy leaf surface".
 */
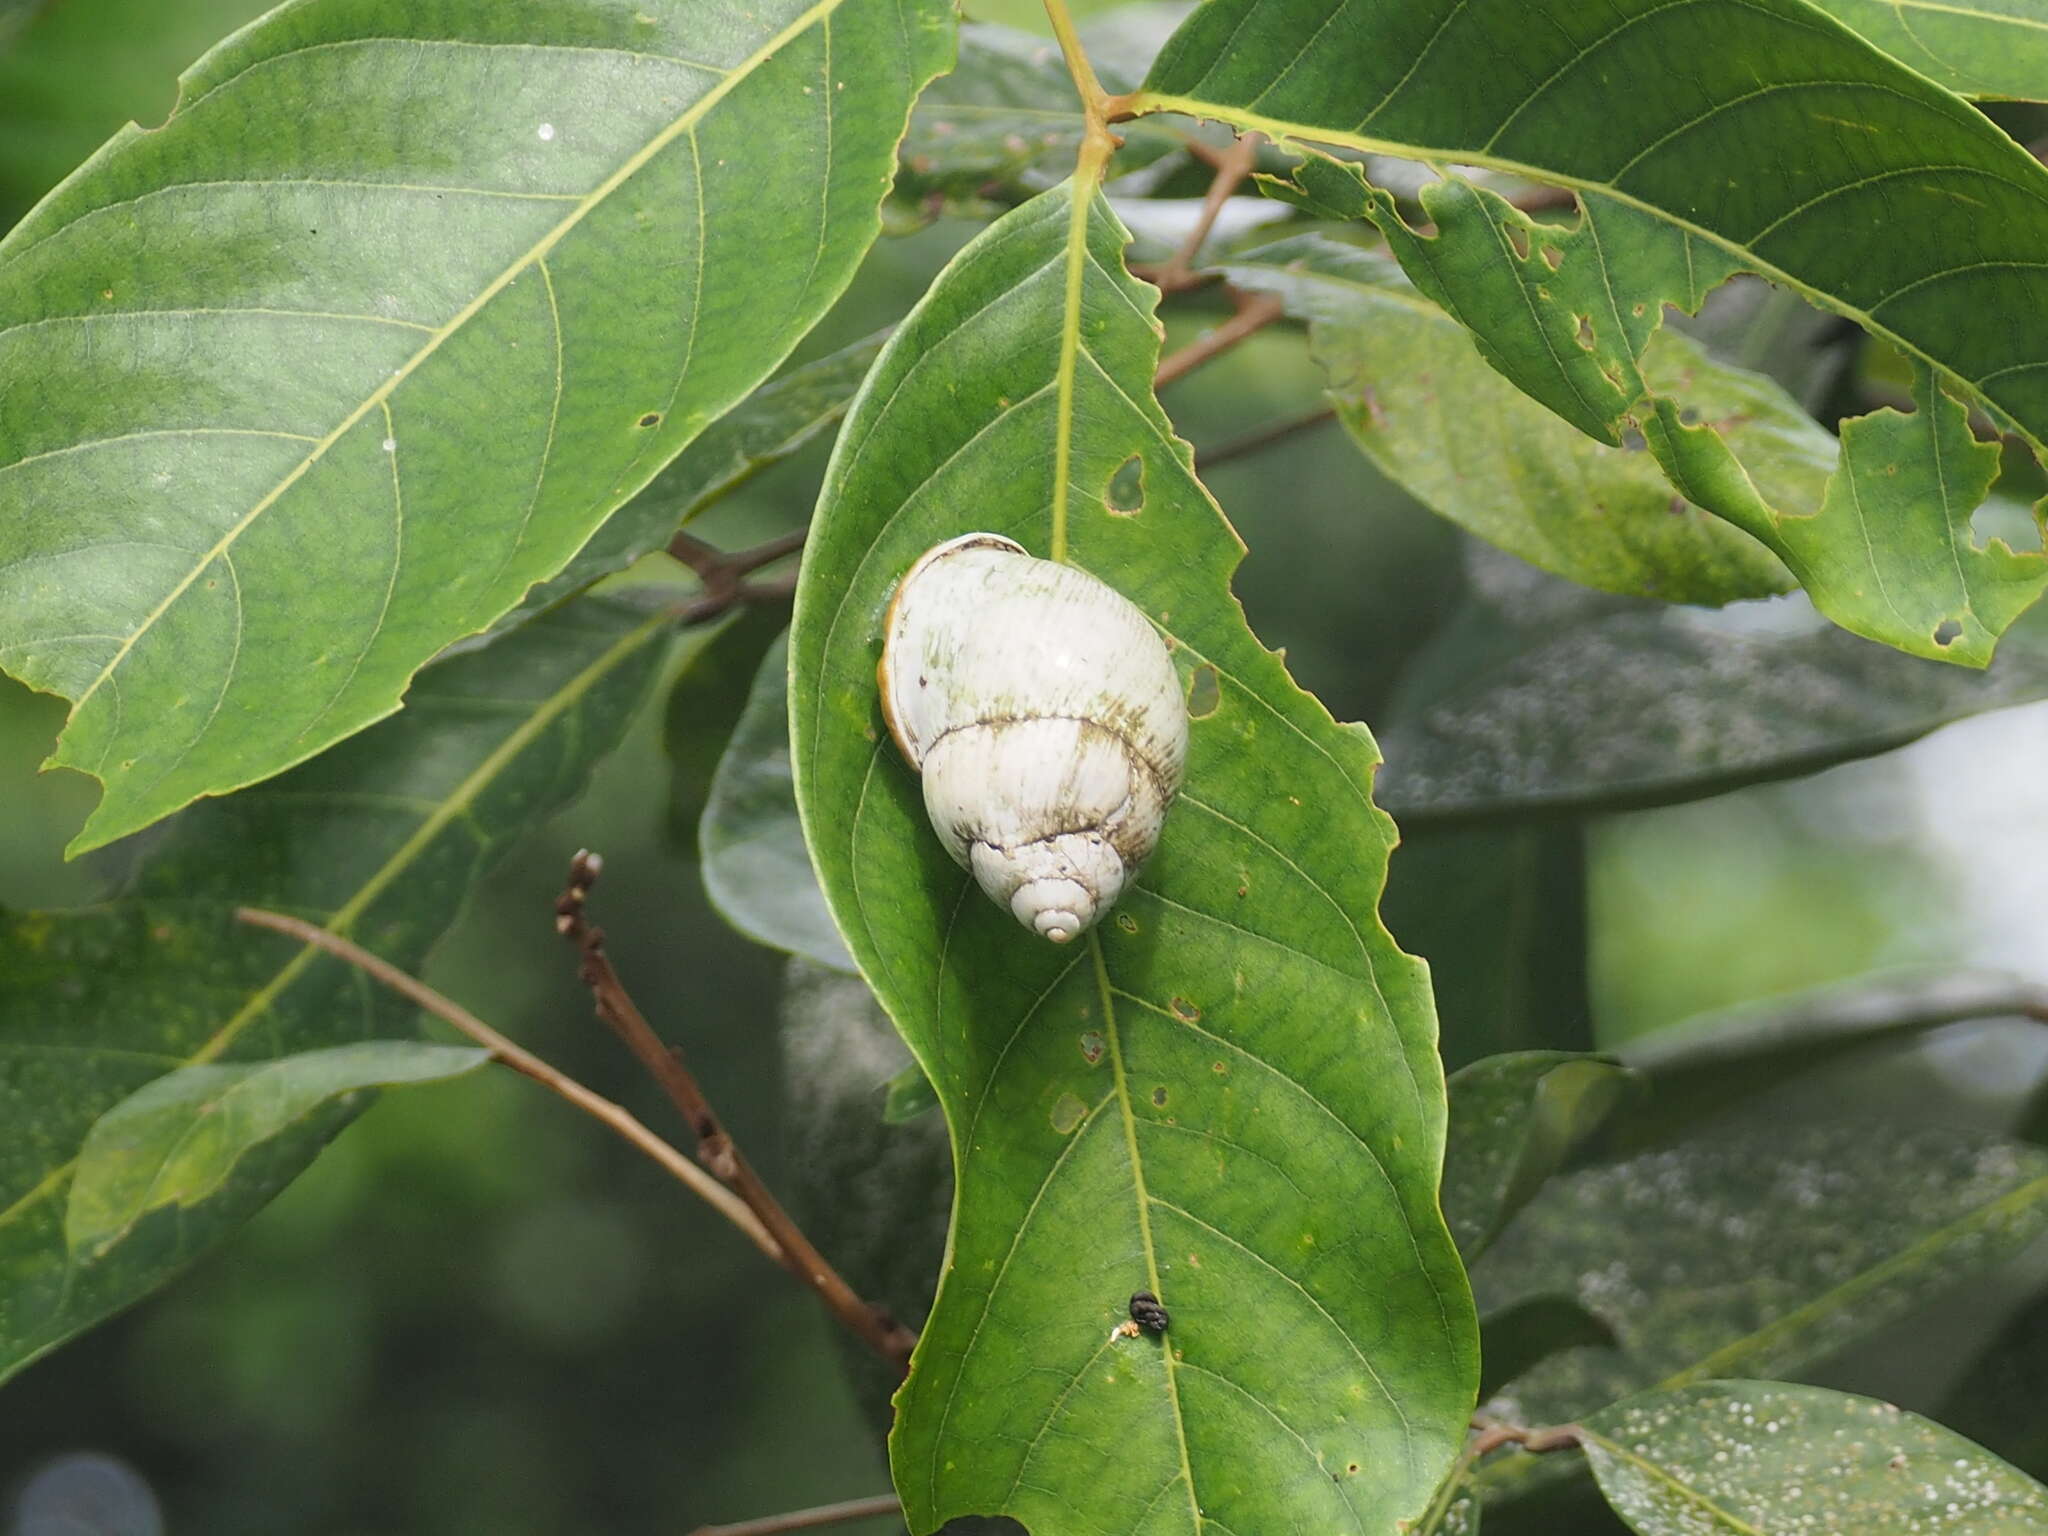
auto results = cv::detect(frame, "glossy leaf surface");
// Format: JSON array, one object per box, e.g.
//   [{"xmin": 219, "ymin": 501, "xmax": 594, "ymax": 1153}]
[
  {"xmin": 1581, "ymin": 1381, "xmax": 2048, "ymax": 1533},
  {"xmin": 66, "ymin": 1040, "xmax": 486, "ymax": 1259},
  {"xmin": 1220, "ymin": 234, "xmax": 1802, "ymax": 605},
  {"xmin": 0, "ymin": 0, "xmax": 951, "ymax": 852},
  {"xmin": 0, "ymin": 596, "xmax": 672, "ymax": 1381},
  {"xmin": 792, "ymin": 183, "xmax": 1475, "ymax": 1535}
]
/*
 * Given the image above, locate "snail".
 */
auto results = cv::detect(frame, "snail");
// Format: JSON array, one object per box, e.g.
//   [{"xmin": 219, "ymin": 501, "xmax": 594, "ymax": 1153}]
[{"xmin": 877, "ymin": 532, "xmax": 1187, "ymax": 943}]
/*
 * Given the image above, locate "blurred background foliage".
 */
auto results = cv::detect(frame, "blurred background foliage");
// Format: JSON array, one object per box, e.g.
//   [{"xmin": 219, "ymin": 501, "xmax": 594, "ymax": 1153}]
[{"xmin": 6, "ymin": 1, "xmax": 2048, "ymax": 1532}]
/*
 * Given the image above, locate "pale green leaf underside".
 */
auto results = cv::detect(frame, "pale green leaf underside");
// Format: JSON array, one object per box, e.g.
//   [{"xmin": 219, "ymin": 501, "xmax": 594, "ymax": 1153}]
[
  {"xmin": 1810, "ymin": 0, "xmax": 2048, "ymax": 102},
  {"xmin": 0, "ymin": 0, "xmax": 950, "ymax": 853},
  {"xmin": 1219, "ymin": 233, "xmax": 1805, "ymax": 606},
  {"xmin": 791, "ymin": 183, "xmax": 1473, "ymax": 1536},
  {"xmin": 0, "ymin": 595, "xmax": 671, "ymax": 1384},
  {"xmin": 1582, "ymin": 1381, "xmax": 2048, "ymax": 1534},
  {"xmin": 66, "ymin": 1040, "xmax": 486, "ymax": 1259}
]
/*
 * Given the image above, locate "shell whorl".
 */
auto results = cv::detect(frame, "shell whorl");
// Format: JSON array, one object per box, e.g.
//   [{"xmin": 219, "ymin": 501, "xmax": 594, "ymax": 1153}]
[{"xmin": 879, "ymin": 533, "xmax": 1187, "ymax": 942}]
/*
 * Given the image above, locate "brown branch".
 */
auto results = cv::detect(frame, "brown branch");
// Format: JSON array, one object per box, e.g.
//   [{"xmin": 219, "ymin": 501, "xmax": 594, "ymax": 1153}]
[
  {"xmin": 666, "ymin": 528, "xmax": 808, "ymax": 613},
  {"xmin": 231, "ymin": 907, "xmax": 782, "ymax": 1266},
  {"xmin": 689, "ymin": 1494, "xmax": 901, "ymax": 1536},
  {"xmin": 554, "ymin": 852, "xmax": 918, "ymax": 1375},
  {"xmin": 1195, "ymin": 405, "xmax": 1338, "ymax": 470},
  {"xmin": 1154, "ymin": 290, "xmax": 1288, "ymax": 389},
  {"xmin": 1468, "ymin": 1416, "xmax": 1584, "ymax": 1458},
  {"xmin": 1151, "ymin": 130, "xmax": 1264, "ymax": 293}
]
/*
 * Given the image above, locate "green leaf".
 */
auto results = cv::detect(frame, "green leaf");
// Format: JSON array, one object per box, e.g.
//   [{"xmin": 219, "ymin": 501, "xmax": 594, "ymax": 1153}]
[
  {"xmin": 1141, "ymin": 0, "xmax": 2048, "ymax": 660},
  {"xmin": 703, "ymin": 630, "xmax": 852, "ymax": 970},
  {"xmin": 0, "ymin": 0, "xmax": 953, "ymax": 854},
  {"xmin": 791, "ymin": 182, "xmax": 1475, "ymax": 1534},
  {"xmin": 1443, "ymin": 1052, "xmax": 1635, "ymax": 1264},
  {"xmin": 1379, "ymin": 544, "xmax": 2048, "ymax": 823},
  {"xmin": 1809, "ymin": 0, "xmax": 2048, "ymax": 102},
  {"xmin": 498, "ymin": 333, "xmax": 885, "ymax": 638},
  {"xmin": 1273, "ymin": 159, "xmax": 2047, "ymax": 665},
  {"xmin": 1609, "ymin": 968, "xmax": 2048, "ymax": 1151},
  {"xmin": 665, "ymin": 606, "xmax": 793, "ymax": 857},
  {"xmin": 0, "ymin": 595, "xmax": 672, "ymax": 1382},
  {"xmin": 1219, "ymin": 233, "xmax": 1804, "ymax": 605},
  {"xmin": 1580, "ymin": 1381, "xmax": 2048, "ymax": 1534},
  {"xmin": 66, "ymin": 1040, "xmax": 486, "ymax": 1260},
  {"xmin": 1472, "ymin": 1117, "xmax": 2048, "ymax": 1426}
]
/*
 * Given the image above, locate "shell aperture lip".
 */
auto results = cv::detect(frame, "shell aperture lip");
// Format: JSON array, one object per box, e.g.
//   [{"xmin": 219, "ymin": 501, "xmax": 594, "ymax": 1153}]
[{"xmin": 877, "ymin": 532, "xmax": 1188, "ymax": 941}]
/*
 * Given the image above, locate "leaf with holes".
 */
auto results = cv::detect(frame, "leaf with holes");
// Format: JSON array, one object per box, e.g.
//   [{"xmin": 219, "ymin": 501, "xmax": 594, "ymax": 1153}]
[
  {"xmin": 1271, "ymin": 158, "xmax": 2047, "ymax": 664},
  {"xmin": 1808, "ymin": 0, "xmax": 2048, "ymax": 102},
  {"xmin": 1140, "ymin": 0, "xmax": 2048, "ymax": 661},
  {"xmin": 791, "ymin": 181, "xmax": 1475, "ymax": 1535},
  {"xmin": 0, "ymin": 0, "xmax": 952, "ymax": 854},
  {"xmin": 0, "ymin": 595, "xmax": 672, "ymax": 1383},
  {"xmin": 1580, "ymin": 1381, "xmax": 2048, "ymax": 1534},
  {"xmin": 1218, "ymin": 232, "xmax": 1806, "ymax": 605}
]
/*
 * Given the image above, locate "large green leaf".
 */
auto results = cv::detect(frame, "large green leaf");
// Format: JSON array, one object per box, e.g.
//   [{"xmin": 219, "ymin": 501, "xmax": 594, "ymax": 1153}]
[
  {"xmin": 0, "ymin": 595, "xmax": 672, "ymax": 1382},
  {"xmin": 1472, "ymin": 1117, "xmax": 2048, "ymax": 1426},
  {"xmin": 66, "ymin": 1040, "xmax": 487, "ymax": 1260},
  {"xmin": 0, "ymin": 0, "xmax": 952, "ymax": 854},
  {"xmin": 1580, "ymin": 1381, "xmax": 2048, "ymax": 1533},
  {"xmin": 1218, "ymin": 233, "xmax": 1804, "ymax": 606},
  {"xmin": 1378, "ymin": 545, "xmax": 2048, "ymax": 824},
  {"xmin": 1139, "ymin": 0, "xmax": 2048, "ymax": 661},
  {"xmin": 791, "ymin": 182, "xmax": 1475, "ymax": 1534},
  {"xmin": 1811, "ymin": 0, "xmax": 2048, "ymax": 102}
]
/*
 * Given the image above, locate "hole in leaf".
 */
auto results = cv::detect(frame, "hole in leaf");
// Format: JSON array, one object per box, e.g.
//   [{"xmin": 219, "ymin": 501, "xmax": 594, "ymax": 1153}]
[
  {"xmin": 1573, "ymin": 315, "xmax": 1595, "ymax": 351},
  {"xmin": 1186, "ymin": 664, "xmax": 1221, "ymax": 718},
  {"xmin": 1107, "ymin": 453, "xmax": 1145, "ymax": 515},
  {"xmin": 637, "ymin": 412, "xmax": 661, "ymax": 428},
  {"xmin": 1169, "ymin": 997, "xmax": 1202, "ymax": 1023},
  {"xmin": 1079, "ymin": 1031, "xmax": 1106, "ymax": 1065},
  {"xmin": 1620, "ymin": 428, "xmax": 1648, "ymax": 453},
  {"xmin": 1505, "ymin": 222, "xmax": 1531, "ymax": 261},
  {"xmin": 1679, "ymin": 406, "xmax": 1703, "ymax": 426},
  {"xmin": 1934, "ymin": 619, "xmax": 1963, "ymax": 647},
  {"xmin": 1151, "ymin": 1086, "xmax": 1168, "ymax": 1108},
  {"xmin": 1541, "ymin": 244, "xmax": 1562, "ymax": 272}
]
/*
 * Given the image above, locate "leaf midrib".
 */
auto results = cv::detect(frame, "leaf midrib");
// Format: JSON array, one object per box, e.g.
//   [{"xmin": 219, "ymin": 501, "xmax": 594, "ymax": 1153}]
[
  {"xmin": 1128, "ymin": 89, "xmax": 2048, "ymax": 454},
  {"xmin": 67, "ymin": 0, "xmax": 848, "ymax": 717},
  {"xmin": 0, "ymin": 605, "xmax": 671, "ymax": 1239}
]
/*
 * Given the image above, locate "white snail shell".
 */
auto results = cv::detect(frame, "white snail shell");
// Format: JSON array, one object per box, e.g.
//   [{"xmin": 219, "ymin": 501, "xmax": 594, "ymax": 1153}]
[{"xmin": 878, "ymin": 533, "xmax": 1188, "ymax": 944}]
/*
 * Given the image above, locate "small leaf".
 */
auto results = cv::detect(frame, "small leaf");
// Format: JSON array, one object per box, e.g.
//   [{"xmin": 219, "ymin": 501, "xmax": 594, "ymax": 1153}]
[
  {"xmin": 791, "ymin": 182, "xmax": 1475, "ymax": 1535},
  {"xmin": 1443, "ymin": 1051, "xmax": 1635, "ymax": 1263},
  {"xmin": 1580, "ymin": 1381, "xmax": 2048, "ymax": 1534},
  {"xmin": 1221, "ymin": 233, "xmax": 1805, "ymax": 604},
  {"xmin": 1809, "ymin": 0, "xmax": 2048, "ymax": 102},
  {"xmin": 665, "ymin": 607, "xmax": 792, "ymax": 857},
  {"xmin": 0, "ymin": 595, "xmax": 672, "ymax": 1381},
  {"xmin": 701, "ymin": 632, "xmax": 853, "ymax": 971},
  {"xmin": 0, "ymin": 0, "xmax": 953, "ymax": 852},
  {"xmin": 1378, "ymin": 544, "xmax": 2048, "ymax": 823},
  {"xmin": 66, "ymin": 1041, "xmax": 486, "ymax": 1259}
]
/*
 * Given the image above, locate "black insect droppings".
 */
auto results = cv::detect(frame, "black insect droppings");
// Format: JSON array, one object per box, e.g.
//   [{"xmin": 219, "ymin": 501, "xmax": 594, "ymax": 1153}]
[{"xmin": 1128, "ymin": 1291, "xmax": 1170, "ymax": 1334}]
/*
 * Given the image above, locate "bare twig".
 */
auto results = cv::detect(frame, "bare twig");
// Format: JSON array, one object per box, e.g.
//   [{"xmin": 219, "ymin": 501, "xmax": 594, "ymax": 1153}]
[
  {"xmin": 554, "ymin": 852, "xmax": 918, "ymax": 1374},
  {"xmin": 1152, "ymin": 130, "xmax": 1264, "ymax": 292},
  {"xmin": 1468, "ymin": 1416, "xmax": 1584, "ymax": 1458},
  {"xmin": 231, "ymin": 907, "xmax": 783, "ymax": 1266},
  {"xmin": 1154, "ymin": 290, "xmax": 1289, "ymax": 388},
  {"xmin": 1195, "ymin": 405, "xmax": 1338, "ymax": 470},
  {"xmin": 667, "ymin": 527, "xmax": 808, "ymax": 611},
  {"xmin": 689, "ymin": 1494, "xmax": 901, "ymax": 1536}
]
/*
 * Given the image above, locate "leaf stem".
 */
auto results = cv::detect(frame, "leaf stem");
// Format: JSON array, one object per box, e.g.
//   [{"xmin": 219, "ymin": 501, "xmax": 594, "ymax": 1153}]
[
  {"xmin": 554, "ymin": 852, "xmax": 918, "ymax": 1375},
  {"xmin": 231, "ymin": 906, "xmax": 782, "ymax": 1265},
  {"xmin": 688, "ymin": 1493, "xmax": 901, "ymax": 1536}
]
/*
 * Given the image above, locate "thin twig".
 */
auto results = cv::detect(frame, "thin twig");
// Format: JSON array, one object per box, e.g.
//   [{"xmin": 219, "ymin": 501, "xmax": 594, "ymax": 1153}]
[
  {"xmin": 689, "ymin": 1493, "xmax": 901, "ymax": 1536},
  {"xmin": 1154, "ymin": 290, "xmax": 1288, "ymax": 388},
  {"xmin": 1468, "ymin": 1416, "xmax": 1584, "ymax": 1458},
  {"xmin": 231, "ymin": 907, "xmax": 783, "ymax": 1266},
  {"xmin": 1152, "ymin": 130, "xmax": 1264, "ymax": 292},
  {"xmin": 667, "ymin": 527, "xmax": 808, "ymax": 610},
  {"xmin": 554, "ymin": 852, "xmax": 919, "ymax": 1374},
  {"xmin": 1195, "ymin": 405, "xmax": 1338, "ymax": 470}
]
